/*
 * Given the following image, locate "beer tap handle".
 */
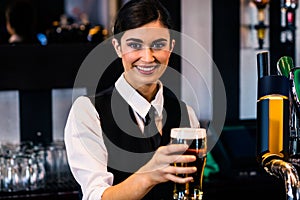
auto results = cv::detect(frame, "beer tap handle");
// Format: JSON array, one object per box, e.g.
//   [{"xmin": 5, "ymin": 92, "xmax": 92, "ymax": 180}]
[
  {"xmin": 290, "ymin": 67, "xmax": 300, "ymax": 118},
  {"xmin": 277, "ymin": 56, "xmax": 294, "ymax": 78},
  {"xmin": 257, "ymin": 51, "xmax": 269, "ymax": 79}
]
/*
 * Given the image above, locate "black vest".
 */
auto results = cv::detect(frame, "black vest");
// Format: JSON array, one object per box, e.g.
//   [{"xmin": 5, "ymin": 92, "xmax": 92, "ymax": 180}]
[{"xmin": 91, "ymin": 86, "xmax": 190, "ymax": 200}]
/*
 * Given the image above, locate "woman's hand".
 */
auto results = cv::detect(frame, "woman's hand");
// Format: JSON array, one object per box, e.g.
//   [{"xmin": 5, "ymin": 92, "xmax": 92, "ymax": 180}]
[
  {"xmin": 137, "ymin": 144, "xmax": 197, "ymax": 186},
  {"xmin": 102, "ymin": 144, "xmax": 197, "ymax": 200}
]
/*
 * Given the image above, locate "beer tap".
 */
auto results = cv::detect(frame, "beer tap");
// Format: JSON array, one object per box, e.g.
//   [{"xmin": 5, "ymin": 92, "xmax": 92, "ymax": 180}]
[
  {"xmin": 262, "ymin": 155, "xmax": 300, "ymax": 200},
  {"xmin": 277, "ymin": 56, "xmax": 298, "ymax": 156},
  {"xmin": 288, "ymin": 66, "xmax": 300, "ymax": 168},
  {"xmin": 256, "ymin": 52, "xmax": 300, "ymax": 200}
]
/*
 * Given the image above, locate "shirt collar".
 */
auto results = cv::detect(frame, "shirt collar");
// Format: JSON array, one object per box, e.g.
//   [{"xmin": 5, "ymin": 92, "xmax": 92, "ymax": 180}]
[{"xmin": 115, "ymin": 74, "xmax": 164, "ymax": 119}]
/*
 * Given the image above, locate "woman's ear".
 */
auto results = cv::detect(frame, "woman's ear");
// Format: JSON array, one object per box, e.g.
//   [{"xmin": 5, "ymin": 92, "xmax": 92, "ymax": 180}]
[
  {"xmin": 112, "ymin": 38, "xmax": 122, "ymax": 58},
  {"xmin": 170, "ymin": 39, "xmax": 175, "ymax": 52}
]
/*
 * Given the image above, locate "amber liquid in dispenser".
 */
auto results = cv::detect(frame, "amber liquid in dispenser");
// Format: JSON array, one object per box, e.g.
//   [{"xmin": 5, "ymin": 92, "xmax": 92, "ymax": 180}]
[
  {"xmin": 257, "ymin": 93, "xmax": 290, "ymax": 157},
  {"xmin": 268, "ymin": 96, "xmax": 287, "ymax": 154}
]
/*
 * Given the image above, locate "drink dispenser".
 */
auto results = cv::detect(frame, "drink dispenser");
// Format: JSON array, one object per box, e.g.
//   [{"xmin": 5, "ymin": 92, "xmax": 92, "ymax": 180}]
[
  {"xmin": 256, "ymin": 75, "xmax": 290, "ymax": 159},
  {"xmin": 256, "ymin": 52, "xmax": 300, "ymax": 200}
]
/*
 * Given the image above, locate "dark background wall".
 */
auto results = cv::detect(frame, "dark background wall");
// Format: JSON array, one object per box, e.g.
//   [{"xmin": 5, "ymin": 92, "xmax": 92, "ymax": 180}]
[
  {"xmin": 212, "ymin": 0, "xmax": 240, "ymax": 124},
  {"xmin": 0, "ymin": 0, "xmax": 64, "ymax": 44}
]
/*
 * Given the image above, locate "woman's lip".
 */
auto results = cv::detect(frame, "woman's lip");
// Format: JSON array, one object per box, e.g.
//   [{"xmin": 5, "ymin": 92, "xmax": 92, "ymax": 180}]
[
  {"xmin": 136, "ymin": 65, "xmax": 156, "ymax": 71},
  {"xmin": 135, "ymin": 65, "xmax": 158, "ymax": 74}
]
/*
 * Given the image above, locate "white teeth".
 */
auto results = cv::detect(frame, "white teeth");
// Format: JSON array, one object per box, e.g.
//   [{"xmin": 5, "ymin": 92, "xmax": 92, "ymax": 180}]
[{"xmin": 136, "ymin": 66, "xmax": 156, "ymax": 71}]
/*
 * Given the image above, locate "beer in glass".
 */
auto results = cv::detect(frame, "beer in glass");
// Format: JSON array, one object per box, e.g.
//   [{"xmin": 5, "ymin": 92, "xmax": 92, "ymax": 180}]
[{"xmin": 170, "ymin": 127, "xmax": 207, "ymax": 200}]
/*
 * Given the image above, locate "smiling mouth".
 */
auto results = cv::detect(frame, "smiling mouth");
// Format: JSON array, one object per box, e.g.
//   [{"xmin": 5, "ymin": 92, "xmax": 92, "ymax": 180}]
[{"xmin": 136, "ymin": 65, "xmax": 158, "ymax": 74}]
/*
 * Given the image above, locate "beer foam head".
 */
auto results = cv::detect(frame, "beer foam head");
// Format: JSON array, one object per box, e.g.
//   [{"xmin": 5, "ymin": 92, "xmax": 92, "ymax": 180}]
[{"xmin": 171, "ymin": 128, "xmax": 206, "ymax": 139}]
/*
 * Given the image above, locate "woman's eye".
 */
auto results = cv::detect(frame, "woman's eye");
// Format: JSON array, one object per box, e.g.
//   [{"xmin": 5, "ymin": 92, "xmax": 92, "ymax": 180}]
[
  {"xmin": 127, "ymin": 42, "xmax": 142, "ymax": 49},
  {"xmin": 151, "ymin": 42, "xmax": 166, "ymax": 50}
]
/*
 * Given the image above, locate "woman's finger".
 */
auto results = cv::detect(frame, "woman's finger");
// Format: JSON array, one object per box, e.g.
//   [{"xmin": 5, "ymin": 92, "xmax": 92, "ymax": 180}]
[{"xmin": 164, "ymin": 173, "xmax": 194, "ymax": 184}]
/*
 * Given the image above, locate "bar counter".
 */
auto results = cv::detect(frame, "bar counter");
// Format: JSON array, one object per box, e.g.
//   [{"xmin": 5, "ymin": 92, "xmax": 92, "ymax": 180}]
[{"xmin": 0, "ymin": 175, "xmax": 80, "ymax": 200}]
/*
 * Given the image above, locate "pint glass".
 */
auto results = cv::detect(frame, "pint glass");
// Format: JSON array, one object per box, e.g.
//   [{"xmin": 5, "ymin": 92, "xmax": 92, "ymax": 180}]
[{"xmin": 170, "ymin": 128, "xmax": 207, "ymax": 200}]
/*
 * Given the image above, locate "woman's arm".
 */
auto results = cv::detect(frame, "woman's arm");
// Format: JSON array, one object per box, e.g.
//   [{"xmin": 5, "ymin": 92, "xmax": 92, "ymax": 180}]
[
  {"xmin": 102, "ymin": 144, "xmax": 197, "ymax": 200},
  {"xmin": 64, "ymin": 96, "xmax": 113, "ymax": 200}
]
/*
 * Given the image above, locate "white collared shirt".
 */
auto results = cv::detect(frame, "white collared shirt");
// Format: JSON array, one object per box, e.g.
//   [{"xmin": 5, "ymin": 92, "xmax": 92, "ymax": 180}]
[
  {"xmin": 64, "ymin": 74, "xmax": 200, "ymax": 200},
  {"xmin": 115, "ymin": 74, "xmax": 164, "ymax": 134}
]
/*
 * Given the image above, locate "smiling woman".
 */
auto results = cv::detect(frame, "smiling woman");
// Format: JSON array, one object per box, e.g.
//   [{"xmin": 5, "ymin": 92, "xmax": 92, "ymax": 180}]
[{"xmin": 64, "ymin": 0, "xmax": 203, "ymax": 200}]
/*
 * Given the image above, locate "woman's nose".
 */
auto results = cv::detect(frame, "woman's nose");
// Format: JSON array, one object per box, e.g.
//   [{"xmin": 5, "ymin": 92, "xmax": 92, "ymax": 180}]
[{"xmin": 140, "ymin": 47, "xmax": 155, "ymax": 62}]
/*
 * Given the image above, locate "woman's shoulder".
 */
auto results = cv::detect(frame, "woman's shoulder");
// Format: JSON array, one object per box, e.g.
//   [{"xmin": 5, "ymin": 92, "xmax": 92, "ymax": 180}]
[
  {"xmin": 71, "ymin": 96, "xmax": 94, "ymax": 111},
  {"xmin": 69, "ymin": 96, "xmax": 99, "ymax": 120},
  {"xmin": 73, "ymin": 95, "xmax": 91, "ymax": 104}
]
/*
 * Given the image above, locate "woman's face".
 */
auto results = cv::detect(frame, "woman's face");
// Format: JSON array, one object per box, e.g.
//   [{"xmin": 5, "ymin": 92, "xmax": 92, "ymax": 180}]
[{"xmin": 113, "ymin": 20, "xmax": 174, "ymax": 90}]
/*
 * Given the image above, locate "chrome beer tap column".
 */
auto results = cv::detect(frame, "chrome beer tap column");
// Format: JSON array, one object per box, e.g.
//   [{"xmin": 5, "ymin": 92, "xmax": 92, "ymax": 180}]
[
  {"xmin": 287, "ymin": 65, "xmax": 300, "ymax": 169},
  {"xmin": 277, "ymin": 56, "xmax": 298, "ymax": 156},
  {"xmin": 256, "ymin": 52, "xmax": 300, "ymax": 200},
  {"xmin": 278, "ymin": 56, "xmax": 300, "ymax": 199}
]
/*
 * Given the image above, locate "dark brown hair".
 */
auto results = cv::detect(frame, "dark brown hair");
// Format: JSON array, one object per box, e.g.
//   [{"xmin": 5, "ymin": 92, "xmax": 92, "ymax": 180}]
[{"xmin": 112, "ymin": 0, "xmax": 174, "ymax": 41}]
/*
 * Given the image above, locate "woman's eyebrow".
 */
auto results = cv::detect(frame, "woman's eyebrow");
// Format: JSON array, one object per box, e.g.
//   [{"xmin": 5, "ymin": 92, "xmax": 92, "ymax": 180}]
[
  {"xmin": 125, "ymin": 38, "xmax": 168, "ymax": 43},
  {"xmin": 152, "ymin": 38, "xmax": 168, "ymax": 43},
  {"xmin": 125, "ymin": 38, "xmax": 143, "ymax": 43}
]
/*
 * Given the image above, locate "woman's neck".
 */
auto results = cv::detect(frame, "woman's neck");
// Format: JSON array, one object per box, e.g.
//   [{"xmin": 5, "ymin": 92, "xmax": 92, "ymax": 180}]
[{"xmin": 137, "ymin": 83, "xmax": 159, "ymax": 102}]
